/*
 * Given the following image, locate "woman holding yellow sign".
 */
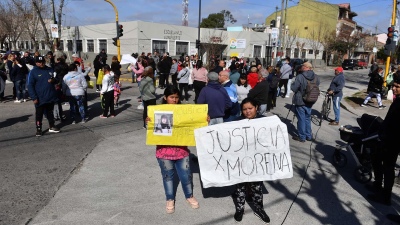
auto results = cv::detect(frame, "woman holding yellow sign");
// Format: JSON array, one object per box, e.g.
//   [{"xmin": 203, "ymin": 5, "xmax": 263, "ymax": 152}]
[{"xmin": 146, "ymin": 86, "xmax": 201, "ymax": 214}]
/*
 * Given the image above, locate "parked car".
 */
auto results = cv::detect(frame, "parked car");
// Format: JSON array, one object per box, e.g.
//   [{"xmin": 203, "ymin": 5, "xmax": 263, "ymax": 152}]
[
  {"xmin": 357, "ymin": 59, "xmax": 367, "ymax": 69},
  {"xmin": 342, "ymin": 59, "xmax": 358, "ymax": 70}
]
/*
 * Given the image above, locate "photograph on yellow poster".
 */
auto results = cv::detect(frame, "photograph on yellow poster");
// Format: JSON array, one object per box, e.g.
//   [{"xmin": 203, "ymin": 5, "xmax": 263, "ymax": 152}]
[{"xmin": 146, "ymin": 104, "xmax": 208, "ymax": 146}]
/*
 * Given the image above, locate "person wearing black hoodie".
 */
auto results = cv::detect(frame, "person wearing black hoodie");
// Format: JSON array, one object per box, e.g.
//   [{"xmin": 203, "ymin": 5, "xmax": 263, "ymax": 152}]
[
  {"xmin": 291, "ymin": 62, "xmax": 320, "ymax": 142},
  {"xmin": 367, "ymin": 77, "xmax": 400, "ymax": 206},
  {"xmin": 361, "ymin": 67, "xmax": 386, "ymax": 109},
  {"xmin": 11, "ymin": 57, "xmax": 29, "ymax": 102}
]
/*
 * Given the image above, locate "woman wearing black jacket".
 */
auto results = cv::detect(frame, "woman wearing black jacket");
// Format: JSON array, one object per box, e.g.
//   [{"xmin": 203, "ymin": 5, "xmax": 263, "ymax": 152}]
[
  {"xmin": 93, "ymin": 55, "xmax": 103, "ymax": 92},
  {"xmin": 361, "ymin": 67, "xmax": 385, "ymax": 109},
  {"xmin": 10, "ymin": 58, "xmax": 29, "ymax": 102}
]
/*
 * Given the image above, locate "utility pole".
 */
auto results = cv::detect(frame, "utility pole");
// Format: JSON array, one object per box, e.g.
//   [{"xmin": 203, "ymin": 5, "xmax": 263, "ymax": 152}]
[
  {"xmin": 104, "ymin": 0, "xmax": 121, "ymax": 61},
  {"xmin": 374, "ymin": 25, "xmax": 377, "ymax": 63},
  {"xmin": 278, "ymin": 0, "xmax": 284, "ymax": 58},
  {"xmin": 197, "ymin": 0, "xmax": 201, "ymax": 60},
  {"xmin": 384, "ymin": 0, "xmax": 397, "ymax": 87},
  {"xmin": 282, "ymin": 0, "xmax": 288, "ymax": 57},
  {"xmin": 273, "ymin": 6, "xmax": 278, "ymax": 61}
]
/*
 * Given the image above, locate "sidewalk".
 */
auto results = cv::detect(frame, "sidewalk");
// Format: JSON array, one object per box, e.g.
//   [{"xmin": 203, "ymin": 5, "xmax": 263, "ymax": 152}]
[{"xmin": 29, "ymin": 74, "xmax": 398, "ymax": 225}]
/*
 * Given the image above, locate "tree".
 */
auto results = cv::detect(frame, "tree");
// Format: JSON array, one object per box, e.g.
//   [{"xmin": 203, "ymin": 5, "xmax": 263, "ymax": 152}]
[
  {"xmin": 220, "ymin": 10, "xmax": 237, "ymax": 26},
  {"xmin": 200, "ymin": 30, "xmax": 228, "ymax": 70},
  {"xmin": 0, "ymin": 1, "xmax": 24, "ymax": 50},
  {"xmin": 307, "ymin": 24, "xmax": 326, "ymax": 59},
  {"xmin": 200, "ymin": 10, "xmax": 236, "ymax": 28}
]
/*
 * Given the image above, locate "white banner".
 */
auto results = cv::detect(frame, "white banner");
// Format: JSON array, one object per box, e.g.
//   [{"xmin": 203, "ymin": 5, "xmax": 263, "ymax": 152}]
[
  {"xmin": 194, "ymin": 116, "xmax": 293, "ymax": 188},
  {"xmin": 50, "ymin": 24, "xmax": 59, "ymax": 38},
  {"xmin": 120, "ymin": 54, "xmax": 137, "ymax": 65}
]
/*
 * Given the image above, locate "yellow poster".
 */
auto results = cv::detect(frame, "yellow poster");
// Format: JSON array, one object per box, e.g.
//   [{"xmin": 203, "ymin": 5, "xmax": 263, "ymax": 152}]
[{"xmin": 146, "ymin": 104, "xmax": 208, "ymax": 146}]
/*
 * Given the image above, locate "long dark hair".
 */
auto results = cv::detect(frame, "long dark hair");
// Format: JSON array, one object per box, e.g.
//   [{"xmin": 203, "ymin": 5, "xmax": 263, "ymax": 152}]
[
  {"xmin": 237, "ymin": 74, "xmax": 248, "ymax": 87},
  {"xmin": 196, "ymin": 60, "xmax": 203, "ymax": 69},
  {"xmin": 161, "ymin": 85, "xmax": 181, "ymax": 104},
  {"xmin": 240, "ymin": 97, "xmax": 259, "ymax": 110}
]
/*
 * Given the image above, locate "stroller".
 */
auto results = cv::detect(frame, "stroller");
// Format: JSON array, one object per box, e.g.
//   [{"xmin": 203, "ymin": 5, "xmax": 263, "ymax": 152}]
[{"xmin": 332, "ymin": 114, "xmax": 383, "ymax": 183}]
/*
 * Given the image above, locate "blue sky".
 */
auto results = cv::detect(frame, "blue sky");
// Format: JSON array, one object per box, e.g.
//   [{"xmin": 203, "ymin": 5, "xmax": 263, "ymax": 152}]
[{"xmin": 64, "ymin": 0, "xmax": 393, "ymax": 34}]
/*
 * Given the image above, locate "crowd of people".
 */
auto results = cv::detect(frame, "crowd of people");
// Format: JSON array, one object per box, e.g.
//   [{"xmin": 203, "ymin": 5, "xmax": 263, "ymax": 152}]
[{"xmin": 1, "ymin": 48, "xmax": 399, "ymax": 222}]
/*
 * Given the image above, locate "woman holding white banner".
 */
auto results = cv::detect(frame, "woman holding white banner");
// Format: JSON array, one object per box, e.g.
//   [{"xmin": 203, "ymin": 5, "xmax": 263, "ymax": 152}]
[
  {"xmin": 231, "ymin": 97, "xmax": 270, "ymax": 224},
  {"xmin": 145, "ymin": 86, "xmax": 202, "ymax": 214}
]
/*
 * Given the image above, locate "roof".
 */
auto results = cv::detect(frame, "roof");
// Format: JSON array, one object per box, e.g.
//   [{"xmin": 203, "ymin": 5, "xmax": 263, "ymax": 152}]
[{"xmin": 338, "ymin": 3, "xmax": 350, "ymax": 9}]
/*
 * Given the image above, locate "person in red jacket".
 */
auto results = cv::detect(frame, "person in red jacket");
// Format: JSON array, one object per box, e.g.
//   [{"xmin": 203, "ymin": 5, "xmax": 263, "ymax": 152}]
[{"xmin": 247, "ymin": 66, "xmax": 259, "ymax": 88}]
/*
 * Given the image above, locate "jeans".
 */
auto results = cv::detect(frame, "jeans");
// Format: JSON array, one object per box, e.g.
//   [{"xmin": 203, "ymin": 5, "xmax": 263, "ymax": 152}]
[
  {"xmin": 171, "ymin": 74, "xmax": 178, "ymax": 88},
  {"xmin": 179, "ymin": 83, "xmax": 189, "ymax": 101},
  {"xmin": 209, "ymin": 117, "xmax": 224, "ymax": 125},
  {"xmin": 15, "ymin": 79, "xmax": 26, "ymax": 100},
  {"xmin": 333, "ymin": 96, "xmax": 341, "ymax": 122},
  {"xmin": 295, "ymin": 105, "xmax": 312, "ymax": 141},
  {"xmin": 68, "ymin": 95, "xmax": 86, "ymax": 121},
  {"xmin": 363, "ymin": 92, "xmax": 383, "ymax": 106},
  {"xmin": 157, "ymin": 156, "xmax": 193, "ymax": 200}
]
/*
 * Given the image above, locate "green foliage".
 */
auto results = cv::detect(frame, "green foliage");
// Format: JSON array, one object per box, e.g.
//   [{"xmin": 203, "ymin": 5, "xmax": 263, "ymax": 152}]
[
  {"xmin": 377, "ymin": 48, "xmax": 387, "ymax": 60},
  {"xmin": 200, "ymin": 10, "xmax": 236, "ymax": 28}
]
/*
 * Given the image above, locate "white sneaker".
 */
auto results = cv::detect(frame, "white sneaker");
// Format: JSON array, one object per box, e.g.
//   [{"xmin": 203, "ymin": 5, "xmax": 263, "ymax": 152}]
[
  {"xmin": 285, "ymin": 96, "xmax": 290, "ymax": 98},
  {"xmin": 137, "ymin": 104, "xmax": 144, "ymax": 110},
  {"xmin": 96, "ymin": 89, "xmax": 100, "ymax": 93},
  {"xmin": 14, "ymin": 99, "xmax": 21, "ymax": 103},
  {"xmin": 23, "ymin": 99, "xmax": 26, "ymax": 102}
]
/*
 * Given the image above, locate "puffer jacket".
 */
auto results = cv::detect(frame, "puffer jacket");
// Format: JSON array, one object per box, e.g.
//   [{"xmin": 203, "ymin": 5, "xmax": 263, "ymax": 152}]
[{"xmin": 291, "ymin": 70, "xmax": 320, "ymax": 106}]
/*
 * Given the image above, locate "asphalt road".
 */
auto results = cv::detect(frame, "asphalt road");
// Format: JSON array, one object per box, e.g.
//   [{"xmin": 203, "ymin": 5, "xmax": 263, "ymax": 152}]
[{"xmin": 0, "ymin": 68, "xmax": 395, "ymax": 225}]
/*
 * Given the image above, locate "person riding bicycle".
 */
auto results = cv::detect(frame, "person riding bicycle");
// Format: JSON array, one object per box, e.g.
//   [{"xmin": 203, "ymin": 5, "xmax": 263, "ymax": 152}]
[{"xmin": 327, "ymin": 67, "xmax": 345, "ymax": 125}]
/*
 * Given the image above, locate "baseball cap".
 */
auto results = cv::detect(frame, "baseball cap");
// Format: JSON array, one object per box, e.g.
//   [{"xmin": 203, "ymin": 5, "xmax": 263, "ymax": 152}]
[
  {"xmin": 207, "ymin": 72, "xmax": 219, "ymax": 81},
  {"xmin": 35, "ymin": 56, "xmax": 45, "ymax": 63},
  {"xmin": 334, "ymin": 67, "xmax": 343, "ymax": 73}
]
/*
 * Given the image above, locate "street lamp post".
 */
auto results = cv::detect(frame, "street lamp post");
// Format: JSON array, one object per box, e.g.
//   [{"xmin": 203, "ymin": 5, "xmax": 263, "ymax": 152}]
[
  {"xmin": 104, "ymin": 0, "xmax": 121, "ymax": 61},
  {"xmin": 197, "ymin": 0, "xmax": 202, "ymax": 60}
]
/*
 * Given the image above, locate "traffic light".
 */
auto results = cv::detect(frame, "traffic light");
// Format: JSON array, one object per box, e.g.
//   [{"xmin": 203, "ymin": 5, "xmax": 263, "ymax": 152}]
[
  {"xmin": 118, "ymin": 24, "xmax": 124, "ymax": 37},
  {"xmin": 387, "ymin": 26, "xmax": 394, "ymax": 44},
  {"xmin": 270, "ymin": 20, "xmax": 276, "ymax": 28},
  {"xmin": 384, "ymin": 26, "xmax": 396, "ymax": 55},
  {"xmin": 112, "ymin": 37, "xmax": 118, "ymax": 46},
  {"xmin": 196, "ymin": 39, "xmax": 200, "ymax": 49}
]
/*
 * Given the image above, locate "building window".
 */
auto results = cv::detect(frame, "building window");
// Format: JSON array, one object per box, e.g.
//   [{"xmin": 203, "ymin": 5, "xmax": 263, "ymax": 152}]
[
  {"xmin": 87, "ymin": 39, "xmax": 94, "ymax": 52},
  {"xmin": 176, "ymin": 41, "xmax": 188, "ymax": 56},
  {"xmin": 25, "ymin": 41, "xmax": 29, "ymax": 49},
  {"xmin": 253, "ymin": 45, "xmax": 261, "ymax": 58},
  {"xmin": 294, "ymin": 48, "xmax": 299, "ymax": 58},
  {"xmin": 308, "ymin": 50, "xmax": 313, "ymax": 55},
  {"xmin": 41, "ymin": 41, "xmax": 45, "ymax": 50},
  {"xmin": 301, "ymin": 50, "xmax": 306, "ymax": 59},
  {"xmin": 76, "ymin": 40, "xmax": 83, "ymax": 52},
  {"xmin": 67, "ymin": 40, "xmax": 73, "ymax": 51},
  {"xmin": 152, "ymin": 40, "xmax": 168, "ymax": 55},
  {"xmin": 99, "ymin": 39, "xmax": 107, "ymax": 52},
  {"xmin": 59, "ymin": 40, "xmax": 64, "ymax": 51},
  {"xmin": 315, "ymin": 50, "xmax": 320, "ymax": 55}
]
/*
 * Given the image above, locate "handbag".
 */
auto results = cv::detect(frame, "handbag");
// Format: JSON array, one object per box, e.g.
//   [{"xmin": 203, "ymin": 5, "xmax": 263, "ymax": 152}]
[
  {"xmin": 88, "ymin": 80, "xmax": 95, "ymax": 89},
  {"xmin": 97, "ymin": 69, "xmax": 104, "ymax": 85}
]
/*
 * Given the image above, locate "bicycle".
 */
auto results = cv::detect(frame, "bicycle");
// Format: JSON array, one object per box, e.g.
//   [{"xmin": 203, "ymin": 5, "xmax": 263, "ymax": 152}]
[{"xmin": 319, "ymin": 92, "xmax": 332, "ymax": 126}]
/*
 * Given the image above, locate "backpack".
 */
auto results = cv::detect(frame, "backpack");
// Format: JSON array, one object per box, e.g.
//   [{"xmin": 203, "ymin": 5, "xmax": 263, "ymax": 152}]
[{"xmin": 302, "ymin": 75, "xmax": 320, "ymax": 104}]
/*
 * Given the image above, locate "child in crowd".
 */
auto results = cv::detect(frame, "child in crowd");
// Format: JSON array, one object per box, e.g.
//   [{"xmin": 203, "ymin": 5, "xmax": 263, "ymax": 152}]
[
  {"xmin": 146, "ymin": 86, "xmax": 199, "ymax": 214},
  {"xmin": 113, "ymin": 77, "xmax": 121, "ymax": 108}
]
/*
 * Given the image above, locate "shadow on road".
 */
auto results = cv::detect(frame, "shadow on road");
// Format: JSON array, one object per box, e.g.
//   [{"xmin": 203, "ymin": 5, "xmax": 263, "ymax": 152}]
[{"xmin": 0, "ymin": 114, "xmax": 31, "ymax": 128}]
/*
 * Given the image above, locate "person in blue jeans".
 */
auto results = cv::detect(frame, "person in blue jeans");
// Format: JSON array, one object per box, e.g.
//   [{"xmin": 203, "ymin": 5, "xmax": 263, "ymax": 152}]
[
  {"xmin": 290, "ymin": 62, "xmax": 320, "ymax": 142},
  {"xmin": 328, "ymin": 67, "xmax": 345, "ymax": 125}
]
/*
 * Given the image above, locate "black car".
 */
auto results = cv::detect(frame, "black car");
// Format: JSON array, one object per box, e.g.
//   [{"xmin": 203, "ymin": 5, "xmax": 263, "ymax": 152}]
[{"xmin": 342, "ymin": 59, "xmax": 358, "ymax": 70}]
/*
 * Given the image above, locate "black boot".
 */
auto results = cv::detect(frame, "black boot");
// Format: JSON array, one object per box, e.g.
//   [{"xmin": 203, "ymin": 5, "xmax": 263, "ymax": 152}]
[
  {"xmin": 254, "ymin": 208, "xmax": 270, "ymax": 224},
  {"xmin": 234, "ymin": 210, "xmax": 244, "ymax": 222}
]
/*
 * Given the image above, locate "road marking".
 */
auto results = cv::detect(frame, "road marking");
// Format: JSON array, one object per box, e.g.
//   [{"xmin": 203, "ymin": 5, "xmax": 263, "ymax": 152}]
[{"xmin": 105, "ymin": 212, "xmax": 123, "ymax": 223}]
